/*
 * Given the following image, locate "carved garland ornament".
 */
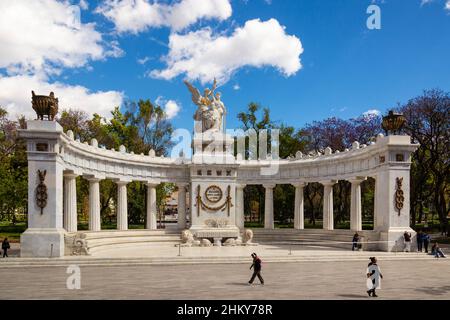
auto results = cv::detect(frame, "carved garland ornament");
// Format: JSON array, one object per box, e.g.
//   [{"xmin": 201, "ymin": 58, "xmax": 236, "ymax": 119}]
[
  {"xmin": 36, "ymin": 170, "xmax": 48, "ymax": 214},
  {"xmin": 196, "ymin": 185, "xmax": 233, "ymax": 216},
  {"xmin": 395, "ymin": 177, "xmax": 404, "ymax": 216}
]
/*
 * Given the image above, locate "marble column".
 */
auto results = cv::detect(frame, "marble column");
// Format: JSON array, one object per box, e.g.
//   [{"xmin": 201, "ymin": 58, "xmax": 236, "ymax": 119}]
[
  {"xmin": 63, "ymin": 174, "xmax": 78, "ymax": 232},
  {"xmin": 88, "ymin": 178, "xmax": 101, "ymax": 231},
  {"xmin": 350, "ymin": 178, "xmax": 366, "ymax": 232},
  {"xmin": 177, "ymin": 183, "xmax": 188, "ymax": 230},
  {"xmin": 146, "ymin": 183, "xmax": 158, "ymax": 230},
  {"xmin": 263, "ymin": 184, "xmax": 276, "ymax": 229},
  {"xmin": 293, "ymin": 183, "xmax": 307, "ymax": 230},
  {"xmin": 235, "ymin": 184, "xmax": 246, "ymax": 229},
  {"xmin": 321, "ymin": 181, "xmax": 336, "ymax": 231},
  {"xmin": 116, "ymin": 181, "xmax": 128, "ymax": 231}
]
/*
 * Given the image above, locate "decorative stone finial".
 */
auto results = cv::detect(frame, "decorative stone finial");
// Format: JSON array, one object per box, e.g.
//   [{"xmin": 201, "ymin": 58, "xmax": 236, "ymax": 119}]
[
  {"xmin": 66, "ymin": 130, "xmax": 74, "ymax": 140},
  {"xmin": 119, "ymin": 145, "xmax": 126, "ymax": 153},
  {"xmin": 31, "ymin": 91, "xmax": 59, "ymax": 121},
  {"xmin": 324, "ymin": 147, "xmax": 332, "ymax": 155},
  {"xmin": 352, "ymin": 141, "xmax": 360, "ymax": 150},
  {"xmin": 149, "ymin": 149, "xmax": 155, "ymax": 157},
  {"xmin": 295, "ymin": 151, "xmax": 303, "ymax": 159},
  {"xmin": 90, "ymin": 138, "xmax": 98, "ymax": 148},
  {"xmin": 382, "ymin": 110, "xmax": 406, "ymax": 136}
]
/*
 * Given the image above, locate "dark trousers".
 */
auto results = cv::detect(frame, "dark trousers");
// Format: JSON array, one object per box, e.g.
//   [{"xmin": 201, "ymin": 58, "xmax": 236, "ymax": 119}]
[
  {"xmin": 417, "ymin": 241, "xmax": 423, "ymax": 252},
  {"xmin": 249, "ymin": 270, "xmax": 264, "ymax": 284},
  {"xmin": 423, "ymin": 241, "xmax": 429, "ymax": 253},
  {"xmin": 2, "ymin": 249, "xmax": 7, "ymax": 257}
]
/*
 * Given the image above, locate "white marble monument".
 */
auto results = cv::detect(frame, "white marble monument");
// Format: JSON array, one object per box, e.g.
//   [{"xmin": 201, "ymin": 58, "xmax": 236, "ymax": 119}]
[{"xmin": 19, "ymin": 89, "xmax": 419, "ymax": 257}]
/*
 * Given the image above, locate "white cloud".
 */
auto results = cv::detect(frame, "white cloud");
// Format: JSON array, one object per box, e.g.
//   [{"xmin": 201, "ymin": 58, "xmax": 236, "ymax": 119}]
[
  {"xmin": 164, "ymin": 100, "xmax": 181, "ymax": 119},
  {"xmin": 446, "ymin": 0, "xmax": 450, "ymax": 10},
  {"xmin": 150, "ymin": 18, "xmax": 303, "ymax": 84},
  {"xmin": 96, "ymin": 0, "xmax": 232, "ymax": 34},
  {"xmin": 137, "ymin": 56, "xmax": 151, "ymax": 65},
  {"xmin": 363, "ymin": 109, "xmax": 381, "ymax": 117},
  {"xmin": 233, "ymin": 84, "xmax": 240, "ymax": 90},
  {"xmin": 420, "ymin": 0, "xmax": 433, "ymax": 6},
  {"xmin": 0, "ymin": 0, "xmax": 118, "ymax": 76},
  {"xmin": 79, "ymin": 0, "xmax": 89, "ymax": 10},
  {"xmin": 0, "ymin": 74, "xmax": 123, "ymax": 120}
]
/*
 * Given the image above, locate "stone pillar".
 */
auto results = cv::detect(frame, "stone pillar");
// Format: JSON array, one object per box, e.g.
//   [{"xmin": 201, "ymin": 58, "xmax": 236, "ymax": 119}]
[
  {"xmin": 293, "ymin": 183, "xmax": 306, "ymax": 230},
  {"xmin": 375, "ymin": 165, "xmax": 416, "ymax": 251},
  {"xmin": 146, "ymin": 182, "xmax": 158, "ymax": 230},
  {"xmin": 263, "ymin": 184, "xmax": 276, "ymax": 229},
  {"xmin": 88, "ymin": 178, "xmax": 101, "ymax": 232},
  {"xmin": 321, "ymin": 181, "xmax": 336, "ymax": 231},
  {"xmin": 177, "ymin": 183, "xmax": 188, "ymax": 230},
  {"xmin": 235, "ymin": 184, "xmax": 246, "ymax": 229},
  {"xmin": 350, "ymin": 178, "xmax": 365, "ymax": 232},
  {"xmin": 20, "ymin": 120, "xmax": 66, "ymax": 257},
  {"xmin": 116, "ymin": 181, "xmax": 128, "ymax": 231},
  {"xmin": 63, "ymin": 173, "xmax": 78, "ymax": 232}
]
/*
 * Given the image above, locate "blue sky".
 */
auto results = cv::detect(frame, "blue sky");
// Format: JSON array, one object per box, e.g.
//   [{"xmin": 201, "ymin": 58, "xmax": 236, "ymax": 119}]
[{"xmin": 1, "ymin": 0, "xmax": 449, "ymax": 131}]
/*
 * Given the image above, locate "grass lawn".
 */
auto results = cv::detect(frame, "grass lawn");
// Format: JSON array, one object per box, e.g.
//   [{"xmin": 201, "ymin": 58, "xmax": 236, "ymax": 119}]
[{"xmin": 0, "ymin": 222, "xmax": 27, "ymax": 242}]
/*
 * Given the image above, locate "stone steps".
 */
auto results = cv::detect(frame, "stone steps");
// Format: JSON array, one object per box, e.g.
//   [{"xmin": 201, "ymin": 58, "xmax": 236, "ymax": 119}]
[
  {"xmin": 0, "ymin": 253, "xmax": 435, "ymax": 268},
  {"xmin": 252, "ymin": 229, "xmax": 380, "ymax": 250},
  {"xmin": 66, "ymin": 230, "xmax": 182, "ymax": 255}
]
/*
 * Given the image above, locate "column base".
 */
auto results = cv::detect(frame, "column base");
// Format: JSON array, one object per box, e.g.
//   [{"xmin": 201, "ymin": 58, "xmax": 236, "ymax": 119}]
[
  {"xmin": 20, "ymin": 228, "xmax": 66, "ymax": 257},
  {"xmin": 378, "ymin": 227, "xmax": 417, "ymax": 252}
]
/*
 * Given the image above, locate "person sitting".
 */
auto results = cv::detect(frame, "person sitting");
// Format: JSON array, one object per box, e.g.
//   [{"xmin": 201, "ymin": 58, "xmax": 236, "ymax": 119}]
[
  {"xmin": 431, "ymin": 242, "xmax": 446, "ymax": 258},
  {"xmin": 352, "ymin": 233, "xmax": 360, "ymax": 251}
]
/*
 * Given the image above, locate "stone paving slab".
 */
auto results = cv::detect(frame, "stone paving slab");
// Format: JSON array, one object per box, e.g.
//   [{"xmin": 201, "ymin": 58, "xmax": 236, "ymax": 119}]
[{"xmin": 0, "ymin": 259, "xmax": 449, "ymax": 300}]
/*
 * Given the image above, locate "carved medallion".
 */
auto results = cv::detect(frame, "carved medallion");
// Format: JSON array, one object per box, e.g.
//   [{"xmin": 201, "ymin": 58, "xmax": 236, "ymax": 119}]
[
  {"xmin": 205, "ymin": 185, "xmax": 223, "ymax": 203},
  {"xmin": 36, "ymin": 170, "xmax": 48, "ymax": 214}
]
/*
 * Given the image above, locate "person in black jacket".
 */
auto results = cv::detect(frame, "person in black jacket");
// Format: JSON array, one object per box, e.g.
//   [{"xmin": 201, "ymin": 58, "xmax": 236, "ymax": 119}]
[
  {"xmin": 2, "ymin": 238, "xmax": 10, "ymax": 257},
  {"xmin": 248, "ymin": 253, "xmax": 264, "ymax": 285}
]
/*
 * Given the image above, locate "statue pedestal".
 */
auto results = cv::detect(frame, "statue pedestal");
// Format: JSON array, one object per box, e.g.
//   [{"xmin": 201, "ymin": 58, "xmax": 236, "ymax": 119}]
[{"xmin": 192, "ymin": 131, "xmax": 235, "ymax": 165}]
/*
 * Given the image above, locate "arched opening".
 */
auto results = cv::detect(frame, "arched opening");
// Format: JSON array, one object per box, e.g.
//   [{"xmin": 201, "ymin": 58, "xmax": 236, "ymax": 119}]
[
  {"xmin": 274, "ymin": 184, "xmax": 294, "ymax": 228},
  {"xmin": 75, "ymin": 176, "xmax": 89, "ymax": 230},
  {"xmin": 334, "ymin": 180, "xmax": 351, "ymax": 229},
  {"xmin": 304, "ymin": 182, "xmax": 323, "ymax": 229},
  {"xmin": 127, "ymin": 181, "xmax": 146, "ymax": 229},
  {"xmin": 244, "ymin": 185, "xmax": 264, "ymax": 228},
  {"xmin": 361, "ymin": 177, "xmax": 375, "ymax": 230},
  {"xmin": 100, "ymin": 179, "xmax": 117, "ymax": 230}
]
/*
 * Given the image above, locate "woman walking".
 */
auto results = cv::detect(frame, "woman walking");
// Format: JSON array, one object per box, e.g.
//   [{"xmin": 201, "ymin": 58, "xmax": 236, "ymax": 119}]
[{"xmin": 366, "ymin": 257, "xmax": 383, "ymax": 297}]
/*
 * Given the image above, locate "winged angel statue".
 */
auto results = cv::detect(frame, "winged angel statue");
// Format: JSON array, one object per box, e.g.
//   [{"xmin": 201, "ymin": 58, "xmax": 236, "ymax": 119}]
[{"xmin": 184, "ymin": 79, "xmax": 226, "ymax": 133}]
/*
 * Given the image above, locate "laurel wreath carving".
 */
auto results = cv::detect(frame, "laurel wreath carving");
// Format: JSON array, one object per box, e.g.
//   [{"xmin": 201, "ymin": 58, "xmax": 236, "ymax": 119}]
[
  {"xmin": 196, "ymin": 185, "xmax": 233, "ymax": 216},
  {"xmin": 395, "ymin": 177, "xmax": 404, "ymax": 216}
]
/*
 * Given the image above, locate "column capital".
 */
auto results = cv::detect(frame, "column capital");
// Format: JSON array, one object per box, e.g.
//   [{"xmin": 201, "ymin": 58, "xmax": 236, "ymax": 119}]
[
  {"xmin": 116, "ymin": 180, "xmax": 129, "ymax": 186},
  {"xmin": 86, "ymin": 177, "xmax": 102, "ymax": 183},
  {"xmin": 63, "ymin": 173, "xmax": 78, "ymax": 179},
  {"xmin": 236, "ymin": 183, "xmax": 247, "ymax": 189},
  {"xmin": 145, "ymin": 180, "xmax": 160, "ymax": 187},
  {"xmin": 176, "ymin": 182, "xmax": 189, "ymax": 188},
  {"xmin": 319, "ymin": 180, "xmax": 337, "ymax": 187},
  {"xmin": 292, "ymin": 182, "xmax": 307, "ymax": 188},
  {"xmin": 348, "ymin": 177, "xmax": 367, "ymax": 184},
  {"xmin": 263, "ymin": 183, "xmax": 277, "ymax": 189}
]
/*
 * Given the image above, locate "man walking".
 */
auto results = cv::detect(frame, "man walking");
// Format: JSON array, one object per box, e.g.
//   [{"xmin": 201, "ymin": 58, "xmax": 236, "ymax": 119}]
[
  {"xmin": 248, "ymin": 253, "xmax": 264, "ymax": 285},
  {"xmin": 2, "ymin": 237, "xmax": 10, "ymax": 258}
]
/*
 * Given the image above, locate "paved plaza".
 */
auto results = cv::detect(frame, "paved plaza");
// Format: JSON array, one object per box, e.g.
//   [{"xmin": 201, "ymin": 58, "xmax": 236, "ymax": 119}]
[{"xmin": 1, "ymin": 258, "xmax": 449, "ymax": 300}]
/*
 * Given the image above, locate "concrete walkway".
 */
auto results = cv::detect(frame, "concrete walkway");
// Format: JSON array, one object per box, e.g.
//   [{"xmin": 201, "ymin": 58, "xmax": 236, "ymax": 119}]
[{"xmin": 0, "ymin": 259, "xmax": 449, "ymax": 299}]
